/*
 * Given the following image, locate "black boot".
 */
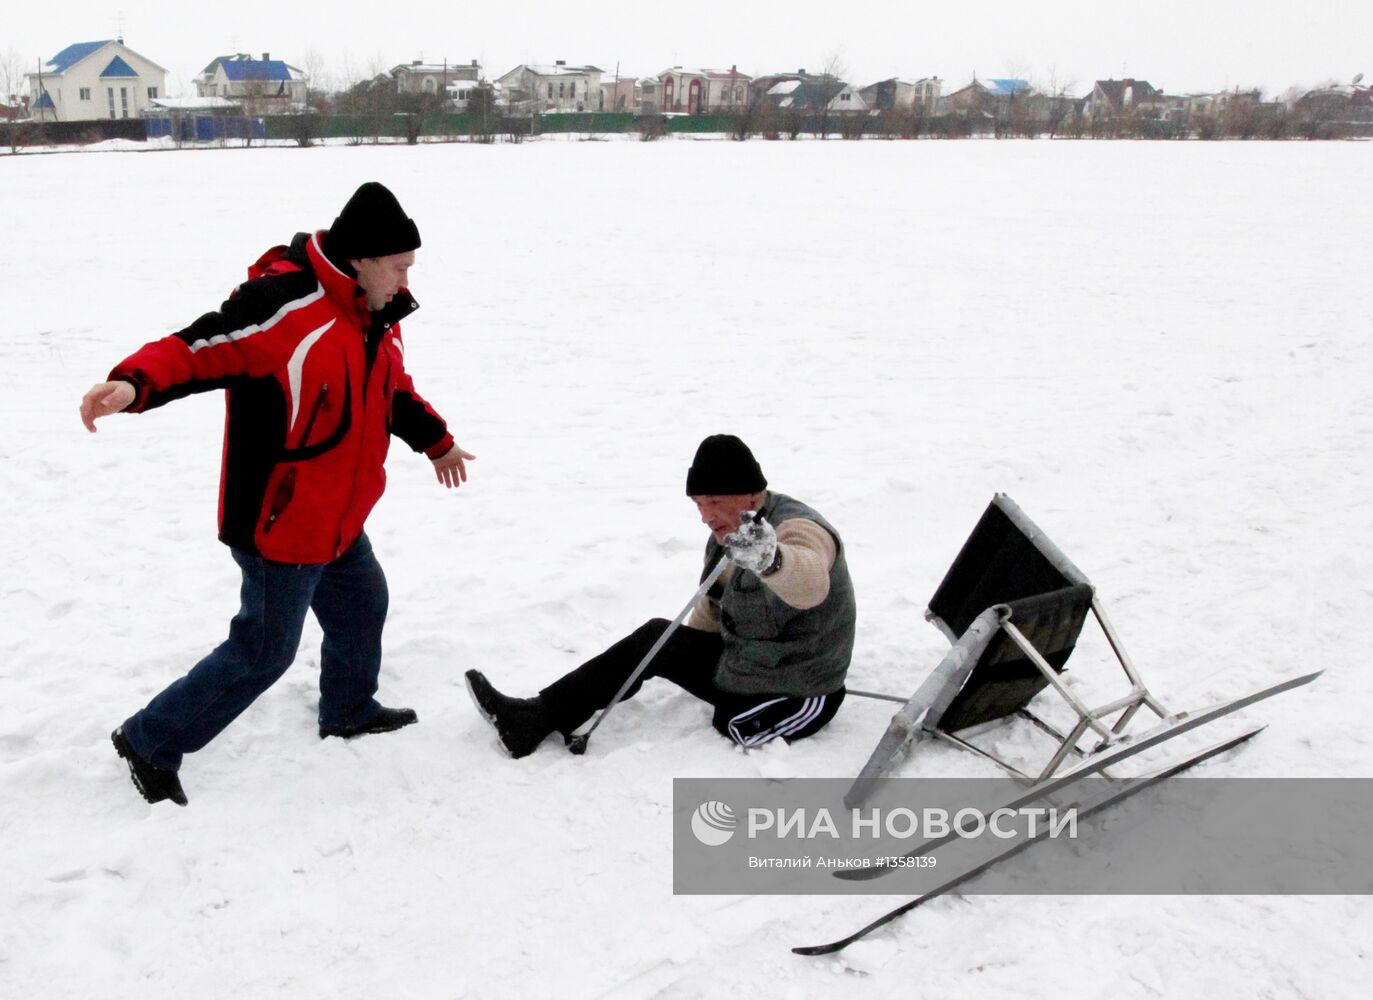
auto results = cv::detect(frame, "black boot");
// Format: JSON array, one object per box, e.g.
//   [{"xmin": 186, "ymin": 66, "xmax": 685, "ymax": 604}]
[
  {"xmin": 465, "ymin": 670, "xmax": 553, "ymax": 759},
  {"xmin": 319, "ymin": 706, "xmax": 418, "ymax": 739},
  {"xmin": 112, "ymin": 728, "xmax": 188, "ymax": 807}
]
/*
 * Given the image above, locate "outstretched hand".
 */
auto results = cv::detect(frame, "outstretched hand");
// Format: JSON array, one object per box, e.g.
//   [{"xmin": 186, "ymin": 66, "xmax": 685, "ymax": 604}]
[
  {"xmin": 80, "ymin": 381, "xmax": 135, "ymax": 432},
  {"xmin": 432, "ymin": 444, "xmax": 476, "ymax": 488}
]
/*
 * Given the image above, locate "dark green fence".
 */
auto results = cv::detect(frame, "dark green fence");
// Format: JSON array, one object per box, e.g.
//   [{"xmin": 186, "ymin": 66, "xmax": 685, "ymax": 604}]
[{"xmin": 261, "ymin": 111, "xmax": 746, "ymax": 142}]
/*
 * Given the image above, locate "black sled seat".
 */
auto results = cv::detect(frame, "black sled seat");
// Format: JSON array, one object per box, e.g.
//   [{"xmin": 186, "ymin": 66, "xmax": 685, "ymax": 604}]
[{"xmin": 846, "ymin": 494, "xmax": 1171, "ymax": 806}]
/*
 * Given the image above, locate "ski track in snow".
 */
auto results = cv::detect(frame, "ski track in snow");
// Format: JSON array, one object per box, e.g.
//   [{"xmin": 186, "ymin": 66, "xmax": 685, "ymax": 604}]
[{"xmin": 1, "ymin": 139, "xmax": 1369, "ymax": 999}]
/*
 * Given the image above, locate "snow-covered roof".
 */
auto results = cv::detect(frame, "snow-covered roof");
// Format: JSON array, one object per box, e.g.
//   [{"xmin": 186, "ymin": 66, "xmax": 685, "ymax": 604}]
[
  {"xmin": 150, "ymin": 96, "xmax": 238, "ymax": 110},
  {"xmin": 523, "ymin": 64, "xmax": 602, "ymax": 76},
  {"xmin": 658, "ymin": 67, "xmax": 752, "ymax": 81},
  {"xmin": 99, "ymin": 56, "xmax": 138, "ymax": 79},
  {"xmin": 393, "ymin": 63, "xmax": 461, "ymax": 75},
  {"xmin": 47, "ymin": 40, "xmax": 113, "ymax": 73},
  {"xmin": 767, "ymin": 80, "xmax": 802, "ymax": 96}
]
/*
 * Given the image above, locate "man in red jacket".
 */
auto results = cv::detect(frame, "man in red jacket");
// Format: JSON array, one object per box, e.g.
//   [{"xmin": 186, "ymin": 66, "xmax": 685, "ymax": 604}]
[{"xmin": 79, "ymin": 181, "xmax": 474, "ymax": 807}]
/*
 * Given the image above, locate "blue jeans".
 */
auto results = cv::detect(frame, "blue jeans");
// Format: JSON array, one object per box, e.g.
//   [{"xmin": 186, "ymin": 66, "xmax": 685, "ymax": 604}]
[{"xmin": 121, "ymin": 533, "xmax": 388, "ymax": 771}]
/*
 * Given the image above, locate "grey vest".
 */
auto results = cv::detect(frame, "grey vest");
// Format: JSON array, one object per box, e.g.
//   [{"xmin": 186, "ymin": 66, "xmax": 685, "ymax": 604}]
[{"xmin": 705, "ymin": 492, "xmax": 857, "ymax": 697}]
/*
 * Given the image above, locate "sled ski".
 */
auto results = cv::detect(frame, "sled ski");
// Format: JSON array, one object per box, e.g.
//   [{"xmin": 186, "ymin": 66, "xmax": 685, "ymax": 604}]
[{"xmin": 793, "ymin": 725, "xmax": 1266, "ymax": 956}]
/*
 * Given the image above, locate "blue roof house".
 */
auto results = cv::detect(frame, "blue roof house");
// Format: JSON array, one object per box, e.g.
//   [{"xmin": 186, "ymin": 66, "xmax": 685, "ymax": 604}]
[
  {"xmin": 195, "ymin": 54, "xmax": 309, "ymax": 112},
  {"xmin": 939, "ymin": 77, "xmax": 1034, "ymax": 121},
  {"xmin": 24, "ymin": 38, "xmax": 168, "ymax": 122}
]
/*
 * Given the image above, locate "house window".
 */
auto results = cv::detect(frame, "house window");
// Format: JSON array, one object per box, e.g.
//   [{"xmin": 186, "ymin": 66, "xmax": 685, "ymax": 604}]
[
  {"xmin": 107, "ymin": 87, "xmax": 116, "ymax": 118},
  {"xmin": 79, "ymin": 87, "xmax": 91, "ymax": 100},
  {"xmin": 559, "ymin": 83, "xmax": 565, "ymax": 98},
  {"xmin": 120, "ymin": 87, "xmax": 129, "ymax": 117},
  {"xmin": 147, "ymin": 86, "xmax": 157, "ymax": 100},
  {"xmin": 547, "ymin": 83, "xmax": 553, "ymax": 98}
]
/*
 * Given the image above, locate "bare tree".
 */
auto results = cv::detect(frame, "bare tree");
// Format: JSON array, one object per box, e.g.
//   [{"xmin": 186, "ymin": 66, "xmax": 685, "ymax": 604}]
[
  {"xmin": 814, "ymin": 50, "xmax": 850, "ymax": 140},
  {"xmin": 1, "ymin": 47, "xmax": 27, "ymax": 153},
  {"xmin": 236, "ymin": 80, "xmax": 272, "ymax": 146},
  {"xmin": 299, "ymin": 47, "xmax": 331, "ymax": 106},
  {"xmin": 1039, "ymin": 64, "xmax": 1078, "ymax": 138}
]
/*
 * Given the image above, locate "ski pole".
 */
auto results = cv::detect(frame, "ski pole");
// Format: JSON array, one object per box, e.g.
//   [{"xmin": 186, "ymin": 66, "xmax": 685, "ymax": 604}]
[{"xmin": 565, "ymin": 552, "xmax": 731, "ymax": 756}]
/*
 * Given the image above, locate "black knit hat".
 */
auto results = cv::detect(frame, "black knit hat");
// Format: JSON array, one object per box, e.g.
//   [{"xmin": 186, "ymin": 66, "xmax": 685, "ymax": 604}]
[
  {"xmin": 685, "ymin": 435, "xmax": 767, "ymax": 496},
  {"xmin": 328, "ymin": 181, "xmax": 422, "ymax": 261}
]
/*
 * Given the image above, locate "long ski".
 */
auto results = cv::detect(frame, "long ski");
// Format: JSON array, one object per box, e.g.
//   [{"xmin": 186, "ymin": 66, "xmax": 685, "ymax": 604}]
[
  {"xmin": 792, "ymin": 725, "xmax": 1264, "ymax": 956},
  {"xmin": 834, "ymin": 670, "xmax": 1319, "ymax": 884}
]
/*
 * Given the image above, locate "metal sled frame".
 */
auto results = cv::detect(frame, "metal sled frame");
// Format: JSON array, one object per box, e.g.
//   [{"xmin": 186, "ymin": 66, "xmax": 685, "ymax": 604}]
[
  {"xmin": 933, "ymin": 593, "xmax": 1171, "ymax": 784},
  {"xmin": 807, "ymin": 494, "xmax": 1323, "ymax": 956},
  {"xmin": 850, "ymin": 494, "xmax": 1190, "ymax": 804}
]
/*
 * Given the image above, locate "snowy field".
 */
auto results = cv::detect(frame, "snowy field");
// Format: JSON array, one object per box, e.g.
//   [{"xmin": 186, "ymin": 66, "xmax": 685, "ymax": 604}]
[{"xmin": 1, "ymin": 137, "xmax": 1369, "ymax": 998}]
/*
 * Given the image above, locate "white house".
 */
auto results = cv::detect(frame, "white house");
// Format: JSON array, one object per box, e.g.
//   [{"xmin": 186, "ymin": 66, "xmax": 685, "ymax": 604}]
[
  {"xmin": 495, "ymin": 62, "xmax": 602, "ymax": 112},
  {"xmin": 393, "ymin": 60, "xmax": 481, "ymax": 96},
  {"xmin": 445, "ymin": 80, "xmax": 488, "ymax": 111},
  {"xmin": 195, "ymin": 54, "xmax": 308, "ymax": 113},
  {"xmin": 26, "ymin": 38, "xmax": 167, "ymax": 122},
  {"xmin": 656, "ymin": 67, "xmax": 751, "ymax": 114}
]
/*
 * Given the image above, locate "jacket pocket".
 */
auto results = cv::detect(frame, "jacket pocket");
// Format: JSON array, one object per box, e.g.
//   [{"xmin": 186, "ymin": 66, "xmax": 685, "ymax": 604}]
[
  {"xmin": 280, "ymin": 370, "xmax": 353, "ymax": 463},
  {"xmin": 262, "ymin": 466, "xmax": 297, "ymax": 535}
]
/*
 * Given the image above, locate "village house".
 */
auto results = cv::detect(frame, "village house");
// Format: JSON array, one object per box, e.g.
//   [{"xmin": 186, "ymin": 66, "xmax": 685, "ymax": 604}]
[
  {"xmin": 1084, "ymin": 78, "xmax": 1163, "ymax": 121},
  {"xmin": 496, "ymin": 62, "xmax": 603, "ymax": 112},
  {"xmin": 600, "ymin": 77, "xmax": 640, "ymax": 113},
  {"xmin": 656, "ymin": 67, "xmax": 752, "ymax": 114},
  {"xmin": 638, "ymin": 78, "xmax": 662, "ymax": 115},
  {"xmin": 859, "ymin": 77, "xmax": 942, "ymax": 113},
  {"xmin": 938, "ymin": 78, "xmax": 1031, "ymax": 121},
  {"xmin": 752, "ymin": 71, "xmax": 867, "ymax": 113},
  {"xmin": 26, "ymin": 38, "xmax": 167, "ymax": 122},
  {"xmin": 1292, "ymin": 77, "xmax": 1372, "ymax": 118},
  {"xmin": 392, "ymin": 60, "xmax": 481, "ymax": 97},
  {"xmin": 196, "ymin": 54, "xmax": 308, "ymax": 113}
]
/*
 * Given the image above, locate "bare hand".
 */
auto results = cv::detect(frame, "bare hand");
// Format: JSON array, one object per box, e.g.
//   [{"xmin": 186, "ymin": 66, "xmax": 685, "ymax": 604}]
[
  {"xmin": 432, "ymin": 444, "xmax": 476, "ymax": 489},
  {"xmin": 80, "ymin": 381, "xmax": 136, "ymax": 432}
]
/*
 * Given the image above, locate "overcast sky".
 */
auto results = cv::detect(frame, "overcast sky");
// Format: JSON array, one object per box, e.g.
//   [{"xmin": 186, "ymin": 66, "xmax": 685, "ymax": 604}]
[{"xmin": 7, "ymin": 1, "xmax": 1369, "ymax": 98}]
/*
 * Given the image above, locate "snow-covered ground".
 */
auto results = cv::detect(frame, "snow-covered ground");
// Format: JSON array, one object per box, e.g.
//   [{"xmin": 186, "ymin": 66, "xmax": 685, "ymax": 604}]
[{"xmin": 2, "ymin": 138, "xmax": 1368, "ymax": 999}]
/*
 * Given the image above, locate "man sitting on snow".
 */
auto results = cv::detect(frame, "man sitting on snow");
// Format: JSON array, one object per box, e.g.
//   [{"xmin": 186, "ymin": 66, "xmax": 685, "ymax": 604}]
[{"xmin": 466, "ymin": 434, "xmax": 856, "ymax": 757}]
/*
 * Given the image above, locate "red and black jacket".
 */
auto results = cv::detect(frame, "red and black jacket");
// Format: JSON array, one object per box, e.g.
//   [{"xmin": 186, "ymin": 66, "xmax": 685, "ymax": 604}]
[{"xmin": 110, "ymin": 231, "xmax": 454, "ymax": 564}]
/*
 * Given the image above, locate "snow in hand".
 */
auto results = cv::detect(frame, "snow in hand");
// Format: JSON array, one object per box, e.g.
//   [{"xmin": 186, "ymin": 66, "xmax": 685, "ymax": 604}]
[{"xmin": 1, "ymin": 137, "xmax": 1368, "ymax": 999}]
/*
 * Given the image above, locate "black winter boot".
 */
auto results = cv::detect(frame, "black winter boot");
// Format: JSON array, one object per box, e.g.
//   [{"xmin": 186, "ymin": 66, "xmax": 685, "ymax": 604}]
[
  {"xmin": 319, "ymin": 706, "xmax": 418, "ymax": 739},
  {"xmin": 112, "ymin": 728, "xmax": 188, "ymax": 806},
  {"xmin": 465, "ymin": 670, "xmax": 553, "ymax": 758}
]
